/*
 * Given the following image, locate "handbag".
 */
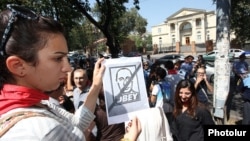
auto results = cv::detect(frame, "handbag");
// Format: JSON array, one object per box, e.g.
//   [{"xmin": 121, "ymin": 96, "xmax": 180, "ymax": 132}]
[{"xmin": 162, "ymin": 102, "xmax": 173, "ymax": 114}]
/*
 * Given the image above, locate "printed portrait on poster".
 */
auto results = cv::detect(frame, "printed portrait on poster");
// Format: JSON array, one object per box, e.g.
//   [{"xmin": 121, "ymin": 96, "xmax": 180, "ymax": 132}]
[
  {"xmin": 102, "ymin": 57, "xmax": 149, "ymax": 124},
  {"xmin": 111, "ymin": 66, "xmax": 140, "ymax": 105}
]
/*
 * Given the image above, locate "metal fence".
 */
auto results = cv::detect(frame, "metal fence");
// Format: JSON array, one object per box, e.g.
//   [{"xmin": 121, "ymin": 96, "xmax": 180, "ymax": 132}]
[{"xmin": 158, "ymin": 44, "xmax": 175, "ymax": 53}]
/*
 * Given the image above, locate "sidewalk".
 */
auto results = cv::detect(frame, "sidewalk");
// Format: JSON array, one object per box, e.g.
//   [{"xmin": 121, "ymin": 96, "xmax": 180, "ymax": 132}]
[
  {"xmin": 203, "ymin": 76, "xmax": 243, "ymax": 125},
  {"xmin": 207, "ymin": 91, "xmax": 243, "ymax": 125}
]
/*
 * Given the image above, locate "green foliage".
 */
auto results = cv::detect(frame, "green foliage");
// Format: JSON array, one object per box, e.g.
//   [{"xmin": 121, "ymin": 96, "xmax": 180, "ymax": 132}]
[
  {"xmin": 128, "ymin": 33, "xmax": 152, "ymax": 51},
  {"xmin": 212, "ymin": 0, "xmax": 250, "ymax": 46},
  {"xmin": 110, "ymin": 7, "xmax": 147, "ymax": 45},
  {"xmin": 230, "ymin": 0, "xmax": 250, "ymax": 45},
  {"xmin": 0, "ymin": 0, "xmax": 147, "ymax": 57},
  {"xmin": 68, "ymin": 24, "xmax": 89, "ymax": 51}
]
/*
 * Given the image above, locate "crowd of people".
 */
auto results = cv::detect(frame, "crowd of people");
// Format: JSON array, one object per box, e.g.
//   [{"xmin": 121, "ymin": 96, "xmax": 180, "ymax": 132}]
[
  {"xmin": 142, "ymin": 54, "xmax": 215, "ymax": 141},
  {"xmin": 1, "ymin": 4, "xmax": 248, "ymax": 141}
]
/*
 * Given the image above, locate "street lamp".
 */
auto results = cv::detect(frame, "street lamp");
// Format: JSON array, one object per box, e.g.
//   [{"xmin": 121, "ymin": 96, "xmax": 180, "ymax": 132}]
[{"xmin": 159, "ymin": 37, "xmax": 162, "ymax": 54}]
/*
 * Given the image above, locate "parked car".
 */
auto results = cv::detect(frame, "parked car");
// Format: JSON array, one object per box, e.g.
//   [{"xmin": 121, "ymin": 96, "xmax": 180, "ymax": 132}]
[
  {"xmin": 124, "ymin": 52, "xmax": 142, "ymax": 57},
  {"xmin": 203, "ymin": 62, "xmax": 234, "ymax": 84},
  {"xmin": 205, "ymin": 62, "xmax": 215, "ymax": 83},
  {"xmin": 229, "ymin": 48, "xmax": 250, "ymax": 58},
  {"xmin": 202, "ymin": 50, "xmax": 234, "ymax": 62},
  {"xmin": 155, "ymin": 54, "xmax": 184, "ymax": 65}
]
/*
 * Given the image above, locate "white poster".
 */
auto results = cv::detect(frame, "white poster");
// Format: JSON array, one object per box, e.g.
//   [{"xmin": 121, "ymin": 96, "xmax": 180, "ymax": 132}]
[{"xmin": 102, "ymin": 57, "xmax": 149, "ymax": 124}]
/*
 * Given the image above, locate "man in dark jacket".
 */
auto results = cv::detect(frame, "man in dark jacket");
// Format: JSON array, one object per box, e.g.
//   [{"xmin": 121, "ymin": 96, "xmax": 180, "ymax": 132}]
[{"xmin": 236, "ymin": 69, "xmax": 250, "ymax": 124}]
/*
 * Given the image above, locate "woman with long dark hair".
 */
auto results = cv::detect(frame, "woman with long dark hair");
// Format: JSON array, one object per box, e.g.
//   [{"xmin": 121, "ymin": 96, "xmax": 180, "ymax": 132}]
[{"xmin": 171, "ymin": 80, "xmax": 214, "ymax": 141}]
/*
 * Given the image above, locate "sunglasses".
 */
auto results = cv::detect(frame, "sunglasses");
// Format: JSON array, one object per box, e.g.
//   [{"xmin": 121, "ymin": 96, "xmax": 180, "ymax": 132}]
[
  {"xmin": 0, "ymin": 4, "xmax": 38, "ymax": 56},
  {"xmin": 197, "ymin": 72, "xmax": 205, "ymax": 75}
]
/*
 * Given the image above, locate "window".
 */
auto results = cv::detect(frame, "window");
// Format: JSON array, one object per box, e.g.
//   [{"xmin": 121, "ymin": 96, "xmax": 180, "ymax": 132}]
[
  {"xmin": 172, "ymin": 38, "xmax": 175, "ymax": 44},
  {"xmin": 170, "ymin": 23, "xmax": 175, "ymax": 31},
  {"xmin": 159, "ymin": 39, "xmax": 162, "ymax": 45},
  {"xmin": 197, "ymin": 31, "xmax": 201, "ymax": 41},
  {"xmin": 181, "ymin": 23, "xmax": 192, "ymax": 33},
  {"xmin": 197, "ymin": 35, "xmax": 201, "ymax": 41},
  {"xmin": 182, "ymin": 23, "xmax": 191, "ymax": 30},
  {"xmin": 196, "ymin": 18, "xmax": 201, "ymax": 27},
  {"xmin": 158, "ymin": 28, "xmax": 161, "ymax": 34},
  {"xmin": 207, "ymin": 35, "xmax": 210, "ymax": 40}
]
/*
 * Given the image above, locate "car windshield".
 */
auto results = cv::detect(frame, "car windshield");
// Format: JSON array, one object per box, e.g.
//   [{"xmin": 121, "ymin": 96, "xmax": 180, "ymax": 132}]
[{"xmin": 208, "ymin": 52, "xmax": 215, "ymax": 55}]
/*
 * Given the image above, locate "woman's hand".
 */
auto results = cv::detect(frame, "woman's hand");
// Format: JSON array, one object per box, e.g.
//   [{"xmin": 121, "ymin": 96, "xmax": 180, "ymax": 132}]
[
  {"xmin": 123, "ymin": 117, "xmax": 141, "ymax": 141},
  {"xmin": 92, "ymin": 58, "xmax": 105, "ymax": 88},
  {"xmin": 84, "ymin": 58, "xmax": 105, "ymax": 112}
]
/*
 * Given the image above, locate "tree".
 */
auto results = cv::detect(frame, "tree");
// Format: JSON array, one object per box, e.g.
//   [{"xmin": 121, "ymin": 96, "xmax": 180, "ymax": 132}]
[
  {"xmin": 69, "ymin": 0, "xmax": 141, "ymax": 58},
  {"xmin": 212, "ymin": 0, "xmax": 250, "ymax": 47},
  {"xmin": 108, "ymin": 7, "xmax": 147, "ymax": 52},
  {"xmin": 68, "ymin": 22, "xmax": 89, "ymax": 51},
  {"xmin": 0, "ymin": 0, "xmax": 85, "ymax": 50},
  {"xmin": 230, "ymin": 0, "xmax": 250, "ymax": 46},
  {"xmin": 121, "ymin": 8, "xmax": 147, "ymax": 36},
  {"xmin": 128, "ymin": 33, "xmax": 151, "ymax": 53},
  {"xmin": 0, "ymin": 0, "xmax": 144, "ymax": 58}
]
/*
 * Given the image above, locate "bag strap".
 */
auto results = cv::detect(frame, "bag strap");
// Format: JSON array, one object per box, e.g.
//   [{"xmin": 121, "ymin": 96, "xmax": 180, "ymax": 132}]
[
  {"xmin": 193, "ymin": 77, "xmax": 210, "ymax": 103},
  {"xmin": 0, "ymin": 111, "xmax": 45, "ymax": 137},
  {"xmin": 158, "ymin": 107, "xmax": 167, "ymax": 139},
  {"xmin": 199, "ymin": 85, "xmax": 211, "ymax": 102}
]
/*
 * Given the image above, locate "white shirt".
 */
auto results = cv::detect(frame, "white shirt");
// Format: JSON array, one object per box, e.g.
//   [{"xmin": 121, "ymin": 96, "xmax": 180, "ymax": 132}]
[
  {"xmin": 152, "ymin": 84, "xmax": 164, "ymax": 107},
  {"xmin": 1, "ymin": 101, "xmax": 95, "ymax": 141},
  {"xmin": 73, "ymin": 87, "xmax": 89, "ymax": 110}
]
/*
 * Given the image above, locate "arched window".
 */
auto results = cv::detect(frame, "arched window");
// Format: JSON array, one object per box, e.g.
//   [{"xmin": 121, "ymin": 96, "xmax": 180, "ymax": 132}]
[
  {"xmin": 181, "ymin": 23, "xmax": 191, "ymax": 30},
  {"xmin": 181, "ymin": 23, "xmax": 192, "ymax": 33}
]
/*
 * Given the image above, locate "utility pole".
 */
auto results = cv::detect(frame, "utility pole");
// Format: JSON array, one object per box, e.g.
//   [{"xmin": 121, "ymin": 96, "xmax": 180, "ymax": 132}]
[{"xmin": 213, "ymin": 0, "xmax": 231, "ymax": 124}]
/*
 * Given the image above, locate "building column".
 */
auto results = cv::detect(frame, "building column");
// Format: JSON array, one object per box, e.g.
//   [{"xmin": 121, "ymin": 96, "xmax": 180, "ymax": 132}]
[
  {"xmin": 201, "ymin": 16, "xmax": 206, "ymax": 42},
  {"xmin": 176, "ymin": 42, "xmax": 180, "ymax": 54},
  {"xmin": 191, "ymin": 19, "xmax": 196, "ymax": 44},
  {"xmin": 191, "ymin": 41, "xmax": 196, "ymax": 55},
  {"xmin": 175, "ymin": 22, "xmax": 180, "ymax": 44}
]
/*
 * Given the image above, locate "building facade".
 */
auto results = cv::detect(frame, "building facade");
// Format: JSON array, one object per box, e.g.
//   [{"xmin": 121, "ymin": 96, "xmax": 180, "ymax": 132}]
[{"xmin": 152, "ymin": 8, "xmax": 217, "ymax": 53}]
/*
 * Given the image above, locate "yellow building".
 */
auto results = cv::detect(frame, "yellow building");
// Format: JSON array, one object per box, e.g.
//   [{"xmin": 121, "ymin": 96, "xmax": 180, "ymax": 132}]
[{"xmin": 152, "ymin": 8, "xmax": 217, "ymax": 53}]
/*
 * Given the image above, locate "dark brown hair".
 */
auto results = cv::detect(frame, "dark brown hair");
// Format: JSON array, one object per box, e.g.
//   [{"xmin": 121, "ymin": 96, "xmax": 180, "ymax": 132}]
[
  {"xmin": 173, "ymin": 79, "xmax": 198, "ymax": 118},
  {"xmin": 0, "ymin": 9, "xmax": 64, "ymax": 88}
]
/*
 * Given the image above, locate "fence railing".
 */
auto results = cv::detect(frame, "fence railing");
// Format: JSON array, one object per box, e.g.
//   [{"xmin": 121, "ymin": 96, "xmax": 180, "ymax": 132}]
[{"xmin": 158, "ymin": 44, "xmax": 175, "ymax": 53}]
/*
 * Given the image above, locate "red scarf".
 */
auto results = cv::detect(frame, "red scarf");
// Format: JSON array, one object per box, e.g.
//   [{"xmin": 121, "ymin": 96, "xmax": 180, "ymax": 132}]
[
  {"xmin": 168, "ymin": 69, "xmax": 177, "ymax": 75},
  {"xmin": 0, "ymin": 84, "xmax": 49, "ymax": 115}
]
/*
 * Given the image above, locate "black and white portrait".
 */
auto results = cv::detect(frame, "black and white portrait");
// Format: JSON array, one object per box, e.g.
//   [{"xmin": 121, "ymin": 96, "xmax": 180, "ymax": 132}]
[
  {"xmin": 102, "ymin": 57, "xmax": 149, "ymax": 124},
  {"xmin": 112, "ymin": 66, "xmax": 140, "ymax": 104}
]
